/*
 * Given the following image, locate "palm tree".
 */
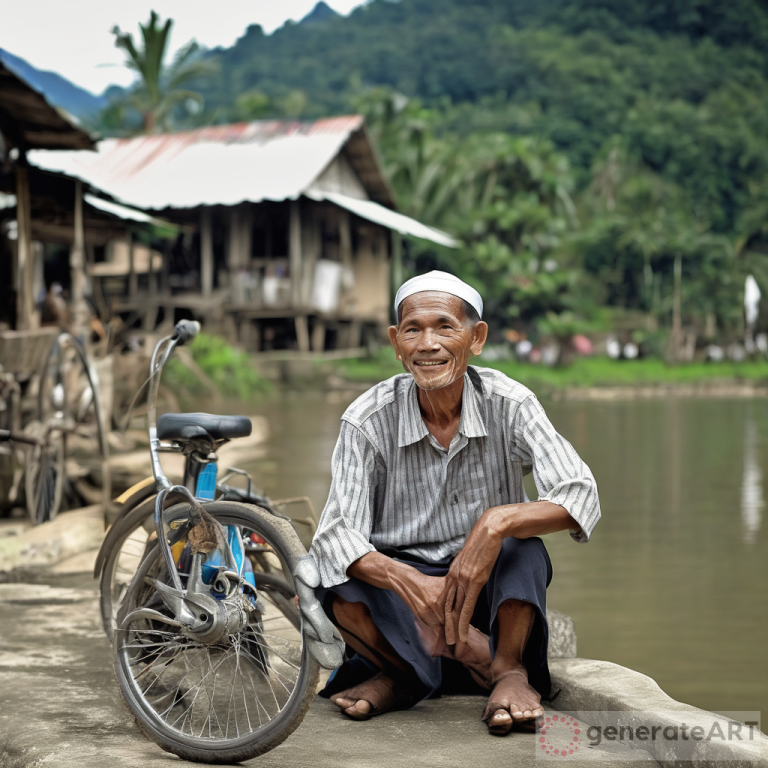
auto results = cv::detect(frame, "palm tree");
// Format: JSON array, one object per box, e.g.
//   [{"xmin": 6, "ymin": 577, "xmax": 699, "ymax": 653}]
[{"xmin": 112, "ymin": 11, "xmax": 217, "ymax": 133}]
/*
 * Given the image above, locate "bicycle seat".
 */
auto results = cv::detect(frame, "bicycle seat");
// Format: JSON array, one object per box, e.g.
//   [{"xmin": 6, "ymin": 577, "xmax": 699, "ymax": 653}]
[{"xmin": 157, "ymin": 413, "xmax": 252, "ymax": 441}]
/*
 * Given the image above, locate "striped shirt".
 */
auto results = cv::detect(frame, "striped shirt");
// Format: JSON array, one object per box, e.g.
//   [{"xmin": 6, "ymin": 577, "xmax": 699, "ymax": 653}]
[{"xmin": 310, "ymin": 366, "xmax": 601, "ymax": 587}]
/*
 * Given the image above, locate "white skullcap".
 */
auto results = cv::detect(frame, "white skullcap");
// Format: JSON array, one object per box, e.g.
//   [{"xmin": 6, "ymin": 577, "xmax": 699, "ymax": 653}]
[{"xmin": 394, "ymin": 270, "xmax": 483, "ymax": 319}]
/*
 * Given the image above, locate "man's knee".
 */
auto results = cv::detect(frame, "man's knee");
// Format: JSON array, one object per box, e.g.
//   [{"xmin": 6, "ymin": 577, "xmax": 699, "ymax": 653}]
[
  {"xmin": 495, "ymin": 536, "xmax": 552, "ymax": 586},
  {"xmin": 330, "ymin": 596, "xmax": 371, "ymax": 630}
]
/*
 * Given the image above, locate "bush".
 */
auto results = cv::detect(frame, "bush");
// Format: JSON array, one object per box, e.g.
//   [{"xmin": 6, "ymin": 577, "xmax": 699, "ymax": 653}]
[{"xmin": 164, "ymin": 333, "xmax": 269, "ymax": 400}]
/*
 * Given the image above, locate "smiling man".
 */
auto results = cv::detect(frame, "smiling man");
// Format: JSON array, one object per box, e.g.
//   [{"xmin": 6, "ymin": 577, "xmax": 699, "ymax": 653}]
[{"xmin": 309, "ymin": 271, "xmax": 600, "ymax": 734}]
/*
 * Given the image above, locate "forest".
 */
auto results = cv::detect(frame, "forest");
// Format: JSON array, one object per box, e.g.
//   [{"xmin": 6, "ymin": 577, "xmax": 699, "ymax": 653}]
[{"xmin": 98, "ymin": 0, "xmax": 768, "ymax": 350}]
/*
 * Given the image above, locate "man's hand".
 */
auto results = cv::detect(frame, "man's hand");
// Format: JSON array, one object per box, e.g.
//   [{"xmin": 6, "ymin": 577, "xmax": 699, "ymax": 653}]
[
  {"xmin": 443, "ymin": 510, "xmax": 503, "ymax": 646},
  {"xmin": 389, "ymin": 568, "xmax": 446, "ymax": 638},
  {"xmin": 347, "ymin": 552, "xmax": 445, "ymax": 637},
  {"xmin": 443, "ymin": 501, "xmax": 578, "ymax": 644}
]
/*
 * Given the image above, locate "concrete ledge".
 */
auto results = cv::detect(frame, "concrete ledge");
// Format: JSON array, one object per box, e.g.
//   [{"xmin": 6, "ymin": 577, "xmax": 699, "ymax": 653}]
[
  {"xmin": 550, "ymin": 658, "xmax": 768, "ymax": 766},
  {"xmin": 0, "ymin": 506, "xmax": 104, "ymax": 573},
  {"xmin": 547, "ymin": 608, "xmax": 577, "ymax": 659}
]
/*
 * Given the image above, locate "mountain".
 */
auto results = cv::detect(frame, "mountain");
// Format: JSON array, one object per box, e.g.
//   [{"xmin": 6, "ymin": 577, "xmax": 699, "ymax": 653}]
[
  {"xmin": 299, "ymin": 2, "xmax": 340, "ymax": 27},
  {"xmin": 186, "ymin": 0, "xmax": 768, "ymax": 233},
  {"xmin": 0, "ymin": 48, "xmax": 106, "ymax": 121}
]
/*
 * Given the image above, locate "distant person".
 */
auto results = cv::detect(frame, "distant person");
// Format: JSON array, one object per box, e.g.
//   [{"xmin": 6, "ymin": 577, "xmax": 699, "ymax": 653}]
[
  {"xmin": 40, "ymin": 283, "xmax": 69, "ymax": 330},
  {"xmin": 310, "ymin": 271, "xmax": 601, "ymax": 734}
]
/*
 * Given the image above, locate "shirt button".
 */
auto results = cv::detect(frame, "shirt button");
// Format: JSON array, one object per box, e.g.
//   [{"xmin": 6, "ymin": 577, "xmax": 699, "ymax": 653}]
[{"xmin": 450, "ymin": 491, "xmax": 459, "ymax": 505}]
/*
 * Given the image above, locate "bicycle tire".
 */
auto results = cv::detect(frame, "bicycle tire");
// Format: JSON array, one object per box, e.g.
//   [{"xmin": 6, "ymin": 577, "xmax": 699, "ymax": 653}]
[
  {"xmin": 97, "ymin": 486, "xmax": 296, "ymax": 643},
  {"xmin": 114, "ymin": 500, "xmax": 319, "ymax": 764},
  {"xmin": 98, "ymin": 492, "xmax": 158, "ymax": 642}
]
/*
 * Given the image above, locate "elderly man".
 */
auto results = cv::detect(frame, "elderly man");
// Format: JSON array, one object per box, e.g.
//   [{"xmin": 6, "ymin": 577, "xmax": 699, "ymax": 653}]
[{"xmin": 309, "ymin": 271, "xmax": 600, "ymax": 734}]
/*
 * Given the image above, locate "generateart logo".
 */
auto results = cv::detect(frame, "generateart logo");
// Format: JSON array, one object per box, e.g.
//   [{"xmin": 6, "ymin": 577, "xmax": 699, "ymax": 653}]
[{"xmin": 534, "ymin": 711, "xmax": 762, "ymax": 762}]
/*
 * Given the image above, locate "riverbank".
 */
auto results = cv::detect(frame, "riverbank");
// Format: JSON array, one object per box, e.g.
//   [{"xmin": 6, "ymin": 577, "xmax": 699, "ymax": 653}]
[
  {"xmin": 335, "ymin": 354, "xmax": 768, "ymax": 397},
  {"xmin": 1, "ymin": 570, "xmax": 764, "ymax": 767}
]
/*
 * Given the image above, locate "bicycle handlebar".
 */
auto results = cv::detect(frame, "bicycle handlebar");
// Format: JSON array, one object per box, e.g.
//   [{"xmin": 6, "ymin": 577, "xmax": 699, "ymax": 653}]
[{"xmin": 172, "ymin": 320, "xmax": 201, "ymax": 345}]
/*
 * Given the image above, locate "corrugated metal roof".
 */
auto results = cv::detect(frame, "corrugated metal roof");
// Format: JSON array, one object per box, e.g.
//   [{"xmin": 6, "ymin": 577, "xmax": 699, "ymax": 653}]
[
  {"xmin": 28, "ymin": 116, "xmax": 382, "ymax": 210},
  {"xmin": 84, "ymin": 194, "xmax": 175, "ymax": 230},
  {"xmin": 308, "ymin": 190, "xmax": 457, "ymax": 248},
  {"xmin": 29, "ymin": 116, "xmax": 457, "ymax": 247}
]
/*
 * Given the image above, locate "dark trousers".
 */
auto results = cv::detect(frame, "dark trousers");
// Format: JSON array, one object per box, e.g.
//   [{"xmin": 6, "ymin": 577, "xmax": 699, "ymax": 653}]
[{"xmin": 316, "ymin": 536, "xmax": 553, "ymax": 702}]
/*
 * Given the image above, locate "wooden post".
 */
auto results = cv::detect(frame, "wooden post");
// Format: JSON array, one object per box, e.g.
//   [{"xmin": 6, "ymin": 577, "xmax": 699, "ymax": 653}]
[
  {"xmin": 391, "ymin": 230, "xmax": 403, "ymax": 323},
  {"xmin": 240, "ymin": 204, "xmax": 252, "ymax": 266},
  {"xmin": 295, "ymin": 315, "xmax": 310, "ymax": 353},
  {"xmin": 147, "ymin": 244, "xmax": 156, "ymax": 297},
  {"xmin": 14, "ymin": 167, "xmax": 36, "ymax": 330},
  {"xmin": 200, "ymin": 208, "xmax": 213, "ymax": 297},
  {"xmin": 227, "ymin": 206, "xmax": 243, "ymax": 271},
  {"xmin": 289, "ymin": 200, "xmax": 302, "ymax": 309},
  {"xmin": 127, "ymin": 229, "xmax": 138, "ymax": 300},
  {"xmin": 311, "ymin": 320, "xmax": 326, "ymax": 352},
  {"xmin": 162, "ymin": 238, "xmax": 171, "ymax": 296},
  {"xmin": 339, "ymin": 210, "xmax": 353, "ymax": 269},
  {"xmin": 70, "ymin": 179, "xmax": 90, "ymax": 336}
]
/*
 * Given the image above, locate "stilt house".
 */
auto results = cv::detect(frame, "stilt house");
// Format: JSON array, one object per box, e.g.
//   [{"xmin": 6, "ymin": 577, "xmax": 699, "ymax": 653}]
[{"xmin": 31, "ymin": 117, "xmax": 455, "ymax": 352}]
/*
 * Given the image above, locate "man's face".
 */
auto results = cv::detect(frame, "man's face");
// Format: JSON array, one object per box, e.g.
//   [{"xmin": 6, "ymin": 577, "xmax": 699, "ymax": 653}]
[{"xmin": 388, "ymin": 292, "xmax": 488, "ymax": 391}]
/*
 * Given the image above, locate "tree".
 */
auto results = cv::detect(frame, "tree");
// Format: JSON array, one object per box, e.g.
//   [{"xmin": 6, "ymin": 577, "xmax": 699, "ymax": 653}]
[{"xmin": 111, "ymin": 11, "xmax": 217, "ymax": 133}]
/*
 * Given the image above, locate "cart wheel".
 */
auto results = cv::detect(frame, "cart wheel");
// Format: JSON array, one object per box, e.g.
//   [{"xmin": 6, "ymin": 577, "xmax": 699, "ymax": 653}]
[
  {"xmin": 37, "ymin": 333, "xmax": 111, "ymax": 517},
  {"xmin": 24, "ymin": 420, "xmax": 65, "ymax": 525}
]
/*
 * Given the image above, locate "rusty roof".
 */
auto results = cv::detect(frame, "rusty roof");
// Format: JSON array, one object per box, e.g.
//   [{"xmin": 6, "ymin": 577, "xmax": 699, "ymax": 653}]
[
  {"xmin": 0, "ymin": 60, "xmax": 95, "ymax": 151},
  {"xmin": 29, "ymin": 115, "xmax": 395, "ymax": 210}
]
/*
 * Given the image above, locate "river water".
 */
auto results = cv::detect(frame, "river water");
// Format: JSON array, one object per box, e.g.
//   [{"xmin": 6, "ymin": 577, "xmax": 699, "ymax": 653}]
[{"xmin": 239, "ymin": 388, "xmax": 768, "ymax": 720}]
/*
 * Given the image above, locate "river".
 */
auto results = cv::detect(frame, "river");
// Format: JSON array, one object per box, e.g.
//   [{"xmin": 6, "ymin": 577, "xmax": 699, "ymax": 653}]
[{"xmin": 238, "ymin": 387, "xmax": 768, "ymax": 720}]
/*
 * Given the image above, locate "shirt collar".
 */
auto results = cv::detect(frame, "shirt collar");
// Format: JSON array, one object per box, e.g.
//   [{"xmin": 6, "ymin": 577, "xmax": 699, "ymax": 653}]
[{"xmin": 397, "ymin": 369, "xmax": 488, "ymax": 448}]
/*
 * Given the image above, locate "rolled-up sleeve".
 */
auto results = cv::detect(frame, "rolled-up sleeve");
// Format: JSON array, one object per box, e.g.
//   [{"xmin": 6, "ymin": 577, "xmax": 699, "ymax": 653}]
[
  {"xmin": 309, "ymin": 420, "xmax": 377, "ymax": 586},
  {"xmin": 513, "ymin": 394, "xmax": 601, "ymax": 542}
]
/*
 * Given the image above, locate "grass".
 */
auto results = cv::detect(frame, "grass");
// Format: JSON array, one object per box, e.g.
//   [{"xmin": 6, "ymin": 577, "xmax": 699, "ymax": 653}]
[{"xmin": 338, "ymin": 349, "xmax": 768, "ymax": 391}]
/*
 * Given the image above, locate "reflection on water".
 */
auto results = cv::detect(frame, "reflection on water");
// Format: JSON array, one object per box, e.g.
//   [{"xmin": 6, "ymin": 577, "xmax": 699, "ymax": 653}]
[
  {"xmin": 741, "ymin": 416, "xmax": 763, "ymax": 544},
  {"xmin": 242, "ymin": 390, "xmax": 768, "ymax": 720}
]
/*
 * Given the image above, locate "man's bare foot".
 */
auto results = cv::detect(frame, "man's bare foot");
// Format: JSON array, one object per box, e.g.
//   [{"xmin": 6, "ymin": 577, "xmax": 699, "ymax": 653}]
[
  {"xmin": 330, "ymin": 671, "xmax": 418, "ymax": 720},
  {"xmin": 482, "ymin": 666, "xmax": 544, "ymax": 735}
]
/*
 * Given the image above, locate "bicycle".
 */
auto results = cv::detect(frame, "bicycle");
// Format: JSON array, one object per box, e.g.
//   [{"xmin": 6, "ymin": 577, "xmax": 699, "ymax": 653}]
[
  {"xmin": 106, "ymin": 320, "xmax": 343, "ymax": 763},
  {"xmin": 0, "ymin": 328, "xmax": 109, "ymax": 525}
]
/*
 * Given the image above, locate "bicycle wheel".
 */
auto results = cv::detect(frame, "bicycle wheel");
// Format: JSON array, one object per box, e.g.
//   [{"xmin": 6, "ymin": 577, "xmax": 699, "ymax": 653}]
[
  {"xmin": 98, "ymin": 487, "xmax": 298, "ymax": 643},
  {"xmin": 24, "ymin": 420, "xmax": 65, "ymax": 525},
  {"xmin": 114, "ymin": 501, "xmax": 318, "ymax": 763}
]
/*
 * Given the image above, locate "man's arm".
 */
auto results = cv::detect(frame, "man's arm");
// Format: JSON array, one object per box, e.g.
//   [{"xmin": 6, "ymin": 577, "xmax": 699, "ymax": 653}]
[
  {"xmin": 443, "ymin": 394, "xmax": 600, "ymax": 644},
  {"xmin": 441, "ymin": 500, "xmax": 576, "ymax": 645},
  {"xmin": 309, "ymin": 421, "xmax": 377, "ymax": 587}
]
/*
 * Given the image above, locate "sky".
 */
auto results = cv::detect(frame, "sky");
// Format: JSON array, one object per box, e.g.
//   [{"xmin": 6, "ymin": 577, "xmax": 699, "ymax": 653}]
[{"xmin": 1, "ymin": 1, "xmax": 366, "ymax": 95}]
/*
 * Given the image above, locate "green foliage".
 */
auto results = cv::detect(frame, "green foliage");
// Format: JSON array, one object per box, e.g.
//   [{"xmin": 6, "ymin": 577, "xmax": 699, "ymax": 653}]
[
  {"xmin": 234, "ymin": 90, "xmax": 270, "ymax": 121},
  {"xmin": 339, "ymin": 351, "xmax": 768, "ymax": 393},
  {"xmin": 164, "ymin": 333, "xmax": 268, "ymax": 400},
  {"xmin": 103, "ymin": 11, "xmax": 218, "ymax": 133},
  {"xmin": 98, "ymin": 0, "xmax": 768, "ymax": 349}
]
